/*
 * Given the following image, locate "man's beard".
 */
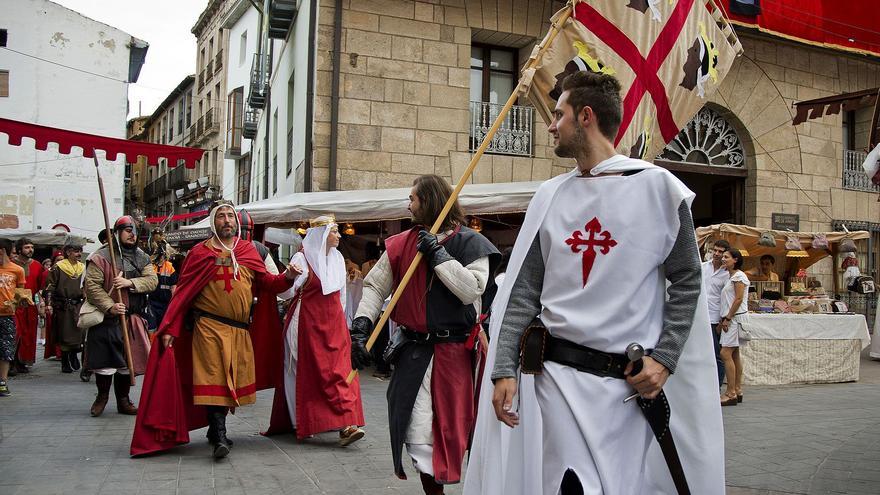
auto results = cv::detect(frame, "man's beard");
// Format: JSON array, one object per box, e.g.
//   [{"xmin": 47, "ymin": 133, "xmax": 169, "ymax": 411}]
[
  {"xmin": 554, "ymin": 124, "xmax": 589, "ymax": 159},
  {"xmin": 217, "ymin": 226, "xmax": 235, "ymax": 240}
]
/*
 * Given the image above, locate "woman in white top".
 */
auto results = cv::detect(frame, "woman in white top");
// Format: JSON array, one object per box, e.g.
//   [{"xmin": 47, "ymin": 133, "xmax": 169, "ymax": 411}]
[{"xmin": 718, "ymin": 248, "xmax": 749, "ymax": 406}]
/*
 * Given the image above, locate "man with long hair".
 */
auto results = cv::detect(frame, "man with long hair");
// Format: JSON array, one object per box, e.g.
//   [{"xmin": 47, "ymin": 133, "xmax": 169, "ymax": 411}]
[{"xmin": 352, "ymin": 175, "xmax": 499, "ymax": 494}]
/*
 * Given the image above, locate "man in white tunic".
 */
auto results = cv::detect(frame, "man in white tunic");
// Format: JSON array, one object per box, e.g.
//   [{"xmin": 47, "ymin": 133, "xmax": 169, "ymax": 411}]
[{"xmin": 466, "ymin": 72, "xmax": 724, "ymax": 494}]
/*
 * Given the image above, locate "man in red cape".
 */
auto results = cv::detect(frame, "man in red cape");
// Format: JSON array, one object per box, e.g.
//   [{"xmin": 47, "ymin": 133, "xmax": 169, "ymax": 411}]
[
  {"xmin": 131, "ymin": 201, "xmax": 299, "ymax": 458},
  {"xmin": 13, "ymin": 238, "xmax": 45, "ymax": 373}
]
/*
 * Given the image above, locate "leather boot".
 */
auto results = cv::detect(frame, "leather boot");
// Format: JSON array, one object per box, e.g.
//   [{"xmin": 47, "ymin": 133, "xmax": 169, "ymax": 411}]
[
  {"xmin": 113, "ymin": 373, "xmax": 138, "ymax": 415},
  {"xmin": 419, "ymin": 473, "xmax": 444, "ymax": 495},
  {"xmin": 206, "ymin": 406, "xmax": 231, "ymax": 459},
  {"xmin": 69, "ymin": 351, "xmax": 81, "ymax": 371},
  {"xmin": 90, "ymin": 374, "xmax": 112, "ymax": 417},
  {"xmin": 61, "ymin": 352, "xmax": 73, "ymax": 373}
]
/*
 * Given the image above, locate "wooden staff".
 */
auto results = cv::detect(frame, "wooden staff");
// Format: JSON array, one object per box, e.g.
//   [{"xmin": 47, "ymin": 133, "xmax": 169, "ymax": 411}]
[
  {"xmin": 93, "ymin": 154, "xmax": 136, "ymax": 386},
  {"xmin": 346, "ymin": 4, "xmax": 574, "ymax": 383}
]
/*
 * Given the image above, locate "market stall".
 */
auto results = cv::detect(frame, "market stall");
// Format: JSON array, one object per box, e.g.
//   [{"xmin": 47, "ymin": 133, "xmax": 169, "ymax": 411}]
[{"xmin": 697, "ymin": 224, "xmax": 872, "ymax": 385}]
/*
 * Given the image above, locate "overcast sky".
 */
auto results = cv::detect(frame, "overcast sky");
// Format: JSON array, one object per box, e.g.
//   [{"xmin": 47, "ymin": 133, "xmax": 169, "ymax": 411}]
[{"xmin": 54, "ymin": 0, "xmax": 206, "ymax": 119}]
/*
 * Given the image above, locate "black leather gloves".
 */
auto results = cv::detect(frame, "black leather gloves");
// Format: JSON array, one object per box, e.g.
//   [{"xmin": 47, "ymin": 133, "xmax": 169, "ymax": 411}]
[
  {"xmin": 417, "ymin": 230, "xmax": 454, "ymax": 268},
  {"xmin": 350, "ymin": 316, "xmax": 374, "ymax": 370}
]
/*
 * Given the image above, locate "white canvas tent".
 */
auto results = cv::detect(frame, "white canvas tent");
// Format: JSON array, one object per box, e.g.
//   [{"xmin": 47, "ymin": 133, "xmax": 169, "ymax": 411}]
[
  {"xmin": 0, "ymin": 229, "xmax": 92, "ymax": 246},
  {"xmin": 184, "ymin": 181, "xmax": 543, "ymax": 229}
]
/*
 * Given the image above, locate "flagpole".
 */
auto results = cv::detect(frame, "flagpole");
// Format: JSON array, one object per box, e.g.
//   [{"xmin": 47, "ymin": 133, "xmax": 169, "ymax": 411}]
[
  {"xmin": 93, "ymin": 153, "xmax": 137, "ymax": 386},
  {"xmin": 346, "ymin": 2, "xmax": 575, "ymax": 384}
]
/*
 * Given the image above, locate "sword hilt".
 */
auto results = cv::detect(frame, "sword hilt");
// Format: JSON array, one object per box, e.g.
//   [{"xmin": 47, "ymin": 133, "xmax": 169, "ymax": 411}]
[{"xmin": 625, "ymin": 342, "xmax": 645, "ymax": 376}]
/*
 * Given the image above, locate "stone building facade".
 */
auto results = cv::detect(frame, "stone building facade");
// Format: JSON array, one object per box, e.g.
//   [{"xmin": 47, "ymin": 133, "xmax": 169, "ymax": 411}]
[{"xmin": 241, "ymin": 0, "xmax": 880, "ymax": 298}]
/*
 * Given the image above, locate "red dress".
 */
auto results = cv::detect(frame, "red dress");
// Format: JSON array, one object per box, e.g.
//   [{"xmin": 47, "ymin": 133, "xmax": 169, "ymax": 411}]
[
  {"xmin": 267, "ymin": 265, "xmax": 364, "ymax": 438},
  {"xmin": 15, "ymin": 259, "xmax": 44, "ymax": 364}
]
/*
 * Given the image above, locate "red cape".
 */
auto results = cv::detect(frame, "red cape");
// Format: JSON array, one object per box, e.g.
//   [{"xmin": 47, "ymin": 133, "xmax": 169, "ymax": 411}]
[{"xmin": 130, "ymin": 238, "xmax": 291, "ymax": 456}]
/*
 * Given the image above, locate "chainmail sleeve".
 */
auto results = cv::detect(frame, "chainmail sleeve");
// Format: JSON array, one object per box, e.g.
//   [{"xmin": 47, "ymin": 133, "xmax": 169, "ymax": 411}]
[
  {"xmin": 651, "ymin": 200, "xmax": 702, "ymax": 374},
  {"xmin": 491, "ymin": 235, "xmax": 544, "ymax": 380}
]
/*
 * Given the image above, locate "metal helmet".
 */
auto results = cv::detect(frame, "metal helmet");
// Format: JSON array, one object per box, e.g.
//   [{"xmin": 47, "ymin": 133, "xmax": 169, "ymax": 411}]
[{"xmin": 114, "ymin": 215, "xmax": 138, "ymax": 236}]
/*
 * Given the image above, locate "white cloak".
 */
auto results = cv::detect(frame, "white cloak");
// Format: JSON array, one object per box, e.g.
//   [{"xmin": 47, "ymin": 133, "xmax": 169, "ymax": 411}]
[{"xmin": 463, "ymin": 156, "xmax": 725, "ymax": 494}]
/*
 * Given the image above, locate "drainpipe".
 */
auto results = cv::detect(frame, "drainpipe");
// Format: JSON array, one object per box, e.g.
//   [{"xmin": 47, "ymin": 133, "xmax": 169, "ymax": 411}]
[
  {"xmin": 264, "ymin": 42, "xmax": 273, "ymax": 199},
  {"xmin": 327, "ymin": 0, "xmax": 343, "ymax": 191},
  {"xmin": 248, "ymin": 0, "xmax": 263, "ymax": 202},
  {"xmin": 303, "ymin": 0, "xmax": 318, "ymax": 192}
]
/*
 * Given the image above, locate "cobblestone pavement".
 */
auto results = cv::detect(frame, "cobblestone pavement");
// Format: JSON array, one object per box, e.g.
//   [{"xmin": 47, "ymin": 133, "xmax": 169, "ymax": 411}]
[{"xmin": 1, "ymin": 346, "xmax": 879, "ymax": 494}]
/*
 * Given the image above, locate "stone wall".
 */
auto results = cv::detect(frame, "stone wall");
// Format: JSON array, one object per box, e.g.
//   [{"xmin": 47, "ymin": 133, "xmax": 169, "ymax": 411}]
[
  {"xmin": 313, "ymin": 0, "xmax": 571, "ymax": 191},
  {"xmin": 712, "ymin": 34, "xmax": 880, "ymax": 233}
]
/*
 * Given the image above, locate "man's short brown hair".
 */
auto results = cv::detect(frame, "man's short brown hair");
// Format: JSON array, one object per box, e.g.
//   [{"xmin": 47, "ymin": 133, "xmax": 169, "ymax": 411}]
[{"xmin": 561, "ymin": 72, "xmax": 623, "ymax": 141}]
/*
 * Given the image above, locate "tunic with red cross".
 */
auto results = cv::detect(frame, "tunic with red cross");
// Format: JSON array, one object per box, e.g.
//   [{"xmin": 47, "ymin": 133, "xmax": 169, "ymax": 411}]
[
  {"xmin": 215, "ymin": 265, "xmax": 235, "ymax": 293},
  {"xmin": 565, "ymin": 217, "xmax": 617, "ymax": 288}
]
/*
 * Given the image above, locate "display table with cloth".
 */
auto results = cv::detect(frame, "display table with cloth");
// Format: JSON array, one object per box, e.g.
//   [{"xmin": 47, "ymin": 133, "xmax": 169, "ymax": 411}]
[{"xmin": 739, "ymin": 313, "xmax": 870, "ymax": 385}]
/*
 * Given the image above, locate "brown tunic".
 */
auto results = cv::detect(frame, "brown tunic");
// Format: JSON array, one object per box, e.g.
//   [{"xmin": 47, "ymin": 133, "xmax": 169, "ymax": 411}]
[{"xmin": 46, "ymin": 265, "xmax": 85, "ymax": 349}]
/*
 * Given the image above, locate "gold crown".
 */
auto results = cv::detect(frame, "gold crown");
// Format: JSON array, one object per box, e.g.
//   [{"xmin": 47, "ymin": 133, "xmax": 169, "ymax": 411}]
[{"xmin": 309, "ymin": 214, "xmax": 336, "ymax": 228}]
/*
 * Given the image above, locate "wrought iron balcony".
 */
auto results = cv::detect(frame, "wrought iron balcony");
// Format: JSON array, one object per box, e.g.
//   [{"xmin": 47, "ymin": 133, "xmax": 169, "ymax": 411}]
[
  {"xmin": 144, "ymin": 175, "xmax": 167, "ymax": 201},
  {"xmin": 243, "ymin": 108, "xmax": 259, "ymax": 139},
  {"xmin": 197, "ymin": 70, "xmax": 204, "ymax": 91},
  {"xmin": 204, "ymin": 107, "xmax": 220, "ymax": 136},
  {"xmin": 196, "ymin": 115, "xmax": 205, "ymax": 138},
  {"xmin": 469, "ymin": 101, "xmax": 534, "ymax": 157},
  {"xmin": 186, "ymin": 123, "xmax": 198, "ymax": 146},
  {"xmin": 268, "ymin": 0, "xmax": 298, "ymax": 39},
  {"xmin": 249, "ymin": 53, "xmax": 269, "ymax": 109},
  {"xmin": 843, "ymin": 149, "xmax": 879, "ymax": 192},
  {"xmin": 167, "ymin": 164, "xmax": 191, "ymax": 190},
  {"xmin": 205, "ymin": 60, "xmax": 214, "ymax": 85},
  {"xmin": 215, "ymin": 49, "xmax": 223, "ymax": 73}
]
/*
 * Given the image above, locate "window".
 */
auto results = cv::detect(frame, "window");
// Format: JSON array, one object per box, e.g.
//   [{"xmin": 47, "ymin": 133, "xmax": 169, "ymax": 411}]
[
  {"xmin": 177, "ymin": 99, "xmax": 185, "ymax": 135},
  {"xmin": 272, "ymin": 109, "xmax": 278, "ymax": 194},
  {"xmin": 470, "ymin": 44, "xmax": 517, "ymax": 104},
  {"xmin": 186, "ymin": 91, "xmax": 192, "ymax": 127},
  {"xmin": 227, "ymin": 87, "xmax": 244, "ymax": 153},
  {"xmin": 239, "ymin": 32, "xmax": 248, "ymax": 66},
  {"xmin": 168, "ymin": 109, "xmax": 174, "ymax": 141},
  {"xmin": 0, "ymin": 29, "xmax": 7, "ymax": 47},
  {"xmin": 209, "ymin": 37, "xmax": 214, "ymax": 61},
  {"xmin": 238, "ymin": 155, "xmax": 250, "ymax": 204},
  {"xmin": 0, "ymin": 70, "xmax": 8, "ymax": 97},
  {"xmin": 287, "ymin": 72, "xmax": 294, "ymax": 176}
]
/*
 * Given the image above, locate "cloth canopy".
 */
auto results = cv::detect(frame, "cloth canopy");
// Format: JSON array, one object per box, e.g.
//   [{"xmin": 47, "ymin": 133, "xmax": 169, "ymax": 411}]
[
  {"xmin": 695, "ymin": 223, "xmax": 869, "ymax": 269},
  {"xmin": 792, "ymin": 88, "xmax": 879, "ymax": 125},
  {"xmin": 723, "ymin": 0, "xmax": 880, "ymax": 57},
  {"xmin": 0, "ymin": 117, "xmax": 203, "ymax": 168},
  {"xmin": 183, "ymin": 181, "xmax": 543, "ymax": 229},
  {"xmin": 0, "ymin": 229, "xmax": 92, "ymax": 246}
]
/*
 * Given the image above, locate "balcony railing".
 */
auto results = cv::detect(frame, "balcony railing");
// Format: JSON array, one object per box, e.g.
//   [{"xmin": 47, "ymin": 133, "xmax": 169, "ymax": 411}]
[
  {"xmin": 286, "ymin": 127, "xmax": 293, "ymax": 175},
  {"xmin": 168, "ymin": 164, "xmax": 191, "ymax": 190},
  {"xmin": 469, "ymin": 101, "xmax": 534, "ymax": 157},
  {"xmin": 268, "ymin": 0, "xmax": 298, "ymax": 39},
  {"xmin": 144, "ymin": 175, "xmax": 167, "ymax": 201},
  {"xmin": 843, "ymin": 149, "xmax": 879, "ymax": 192},
  {"xmin": 249, "ymin": 53, "xmax": 270, "ymax": 109},
  {"xmin": 205, "ymin": 60, "xmax": 214, "ymax": 85},
  {"xmin": 186, "ymin": 123, "xmax": 198, "ymax": 146},
  {"xmin": 196, "ymin": 115, "xmax": 205, "ymax": 138},
  {"xmin": 197, "ymin": 70, "xmax": 204, "ymax": 91},
  {"xmin": 204, "ymin": 107, "xmax": 220, "ymax": 135},
  {"xmin": 215, "ymin": 49, "xmax": 223, "ymax": 73},
  {"xmin": 243, "ymin": 108, "xmax": 259, "ymax": 139}
]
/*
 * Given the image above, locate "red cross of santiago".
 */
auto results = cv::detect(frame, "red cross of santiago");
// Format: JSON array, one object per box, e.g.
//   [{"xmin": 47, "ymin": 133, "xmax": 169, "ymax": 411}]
[
  {"xmin": 215, "ymin": 265, "xmax": 235, "ymax": 293},
  {"xmin": 574, "ymin": 0, "xmax": 696, "ymax": 145},
  {"xmin": 565, "ymin": 217, "xmax": 617, "ymax": 287}
]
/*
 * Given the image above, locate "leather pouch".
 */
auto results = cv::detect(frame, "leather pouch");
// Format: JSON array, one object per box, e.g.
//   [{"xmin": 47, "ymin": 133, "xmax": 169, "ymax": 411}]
[
  {"xmin": 520, "ymin": 319, "xmax": 548, "ymax": 375},
  {"xmin": 383, "ymin": 328, "xmax": 414, "ymax": 364}
]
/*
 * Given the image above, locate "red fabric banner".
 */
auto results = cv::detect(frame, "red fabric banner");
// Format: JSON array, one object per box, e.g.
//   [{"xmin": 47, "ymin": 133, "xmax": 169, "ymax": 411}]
[
  {"xmin": 145, "ymin": 210, "xmax": 209, "ymax": 224},
  {"xmin": 723, "ymin": 0, "xmax": 880, "ymax": 57},
  {"xmin": 0, "ymin": 117, "xmax": 203, "ymax": 168}
]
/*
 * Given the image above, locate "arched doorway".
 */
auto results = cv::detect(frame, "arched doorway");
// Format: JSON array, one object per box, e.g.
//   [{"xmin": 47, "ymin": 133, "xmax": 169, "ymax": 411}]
[{"xmin": 657, "ymin": 106, "xmax": 748, "ymax": 227}]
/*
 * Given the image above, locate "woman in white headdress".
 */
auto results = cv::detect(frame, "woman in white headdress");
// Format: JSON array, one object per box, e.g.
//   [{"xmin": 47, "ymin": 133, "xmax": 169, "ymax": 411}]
[{"xmin": 266, "ymin": 215, "xmax": 366, "ymax": 446}]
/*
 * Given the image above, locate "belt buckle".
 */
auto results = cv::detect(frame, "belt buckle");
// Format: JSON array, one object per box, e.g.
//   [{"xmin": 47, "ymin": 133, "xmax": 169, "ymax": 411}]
[{"xmin": 435, "ymin": 329, "xmax": 450, "ymax": 339}]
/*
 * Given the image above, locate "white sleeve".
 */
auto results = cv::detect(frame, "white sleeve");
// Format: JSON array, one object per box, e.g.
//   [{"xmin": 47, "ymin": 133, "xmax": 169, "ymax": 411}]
[
  {"xmin": 278, "ymin": 252, "xmax": 309, "ymax": 300},
  {"xmin": 433, "ymin": 256, "xmax": 490, "ymax": 305},
  {"xmin": 356, "ymin": 253, "xmax": 393, "ymax": 322}
]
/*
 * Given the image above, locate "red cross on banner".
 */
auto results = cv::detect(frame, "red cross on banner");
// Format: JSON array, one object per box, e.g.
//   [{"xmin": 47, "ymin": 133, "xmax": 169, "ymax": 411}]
[
  {"xmin": 565, "ymin": 217, "xmax": 617, "ymax": 287},
  {"xmin": 521, "ymin": 0, "xmax": 741, "ymax": 161},
  {"xmin": 215, "ymin": 265, "xmax": 235, "ymax": 293}
]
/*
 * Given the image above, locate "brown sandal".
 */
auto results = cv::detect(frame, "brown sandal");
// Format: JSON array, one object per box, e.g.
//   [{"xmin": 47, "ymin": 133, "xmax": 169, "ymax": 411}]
[{"xmin": 720, "ymin": 395, "xmax": 738, "ymax": 407}]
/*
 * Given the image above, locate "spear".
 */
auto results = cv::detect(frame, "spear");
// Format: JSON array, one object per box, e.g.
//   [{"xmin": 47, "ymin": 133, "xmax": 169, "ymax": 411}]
[
  {"xmin": 346, "ymin": 3, "xmax": 575, "ymax": 384},
  {"xmin": 93, "ymin": 153, "xmax": 136, "ymax": 386}
]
